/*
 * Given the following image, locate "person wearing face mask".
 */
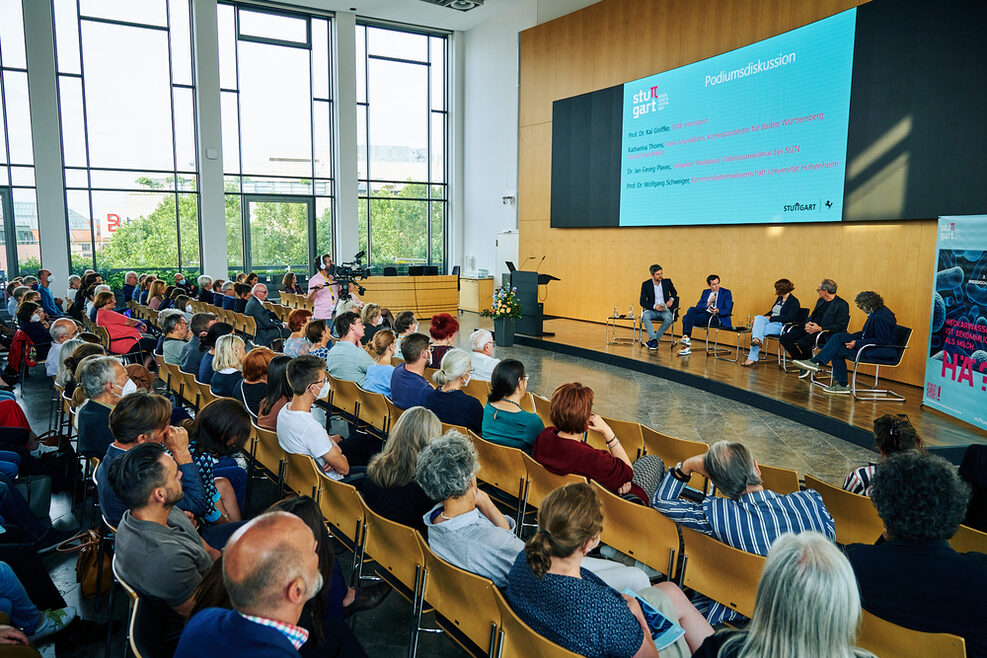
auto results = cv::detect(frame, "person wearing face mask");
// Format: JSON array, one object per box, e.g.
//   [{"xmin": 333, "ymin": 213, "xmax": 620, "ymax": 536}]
[
  {"xmin": 173, "ymin": 294, "xmax": 193, "ymax": 323},
  {"xmin": 359, "ymin": 304, "xmax": 383, "ymax": 345},
  {"xmin": 392, "ymin": 310, "xmax": 418, "ymax": 354},
  {"xmin": 424, "ymin": 349, "xmax": 483, "ymax": 435},
  {"xmin": 75, "ymin": 356, "xmax": 136, "ymax": 458},
  {"xmin": 325, "ymin": 312, "xmax": 373, "ymax": 383},
  {"xmin": 482, "ymin": 359, "xmax": 543, "ymax": 454},
  {"xmin": 15, "ymin": 301, "xmax": 53, "ymax": 361},
  {"xmin": 173, "ymin": 272, "xmax": 196, "ymax": 296},
  {"xmin": 32, "ymin": 270, "xmax": 63, "ymax": 318},
  {"xmin": 44, "ymin": 318, "xmax": 79, "ymax": 377},
  {"xmin": 469, "ymin": 329, "xmax": 500, "ymax": 382}
]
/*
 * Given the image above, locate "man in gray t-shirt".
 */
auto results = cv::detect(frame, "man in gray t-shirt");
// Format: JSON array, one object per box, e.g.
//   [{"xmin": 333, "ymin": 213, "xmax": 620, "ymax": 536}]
[
  {"xmin": 108, "ymin": 442, "xmax": 215, "ymax": 617},
  {"xmin": 326, "ymin": 311, "xmax": 373, "ymax": 382}
]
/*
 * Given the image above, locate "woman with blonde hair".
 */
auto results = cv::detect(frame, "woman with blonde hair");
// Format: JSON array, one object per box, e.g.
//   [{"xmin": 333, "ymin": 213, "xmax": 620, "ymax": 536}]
[
  {"xmin": 147, "ymin": 279, "xmax": 168, "ymax": 310},
  {"xmin": 362, "ymin": 329, "xmax": 397, "ymax": 397},
  {"xmin": 363, "ymin": 406, "xmax": 442, "ymax": 534},
  {"xmin": 209, "ymin": 333, "xmax": 245, "ymax": 397},
  {"xmin": 508, "ymin": 482, "xmax": 712, "ymax": 658},
  {"xmin": 425, "ymin": 348, "xmax": 482, "ymax": 434},
  {"xmin": 692, "ymin": 531, "xmax": 874, "ymax": 658},
  {"xmin": 360, "ymin": 303, "xmax": 383, "ymax": 345}
]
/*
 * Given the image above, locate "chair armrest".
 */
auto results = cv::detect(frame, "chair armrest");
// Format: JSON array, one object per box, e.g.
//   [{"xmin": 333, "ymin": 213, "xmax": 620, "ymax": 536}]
[{"xmin": 854, "ymin": 342, "xmax": 909, "ymax": 363}]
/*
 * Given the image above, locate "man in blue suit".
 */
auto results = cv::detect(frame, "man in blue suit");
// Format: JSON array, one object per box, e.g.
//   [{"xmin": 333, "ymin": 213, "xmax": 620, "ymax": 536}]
[
  {"xmin": 678, "ymin": 274, "xmax": 733, "ymax": 356},
  {"xmin": 639, "ymin": 264, "xmax": 678, "ymax": 350}
]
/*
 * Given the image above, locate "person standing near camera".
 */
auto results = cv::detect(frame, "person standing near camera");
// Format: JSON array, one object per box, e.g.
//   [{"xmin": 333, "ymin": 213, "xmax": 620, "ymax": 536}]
[
  {"xmin": 640, "ymin": 264, "xmax": 678, "ymax": 350},
  {"xmin": 307, "ymin": 254, "xmax": 339, "ymax": 321}
]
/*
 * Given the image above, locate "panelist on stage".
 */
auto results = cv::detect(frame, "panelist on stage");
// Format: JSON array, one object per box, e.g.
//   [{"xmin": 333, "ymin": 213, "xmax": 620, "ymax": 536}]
[
  {"xmin": 639, "ymin": 264, "xmax": 678, "ymax": 350},
  {"xmin": 307, "ymin": 254, "xmax": 340, "ymax": 321},
  {"xmin": 741, "ymin": 278, "xmax": 800, "ymax": 367},
  {"xmin": 778, "ymin": 279, "xmax": 850, "ymax": 369},
  {"xmin": 677, "ymin": 275, "xmax": 732, "ymax": 356}
]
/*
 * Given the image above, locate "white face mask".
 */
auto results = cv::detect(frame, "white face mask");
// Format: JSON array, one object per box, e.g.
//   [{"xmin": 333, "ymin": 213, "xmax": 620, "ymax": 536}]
[
  {"xmin": 462, "ymin": 374, "xmax": 471, "ymax": 385},
  {"xmin": 121, "ymin": 378, "xmax": 138, "ymax": 397},
  {"xmin": 374, "ymin": 316, "xmax": 383, "ymax": 326},
  {"xmin": 185, "ymin": 305, "xmax": 193, "ymax": 313},
  {"xmin": 30, "ymin": 314, "xmax": 41, "ymax": 323},
  {"xmin": 311, "ymin": 380, "xmax": 330, "ymax": 400}
]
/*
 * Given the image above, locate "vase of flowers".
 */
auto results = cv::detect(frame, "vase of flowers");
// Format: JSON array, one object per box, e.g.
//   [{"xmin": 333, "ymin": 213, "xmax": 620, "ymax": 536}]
[{"xmin": 482, "ymin": 286, "xmax": 522, "ymax": 347}]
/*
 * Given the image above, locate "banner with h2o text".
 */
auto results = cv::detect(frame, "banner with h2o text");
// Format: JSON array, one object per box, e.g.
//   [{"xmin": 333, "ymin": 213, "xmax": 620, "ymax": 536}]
[{"xmin": 923, "ymin": 216, "xmax": 987, "ymax": 432}]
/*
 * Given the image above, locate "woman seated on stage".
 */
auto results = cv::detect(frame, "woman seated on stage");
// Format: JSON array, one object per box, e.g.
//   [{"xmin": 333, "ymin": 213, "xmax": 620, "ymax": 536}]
[
  {"xmin": 843, "ymin": 414, "xmax": 925, "ymax": 497},
  {"xmin": 417, "ymin": 432, "xmax": 652, "ymax": 592},
  {"xmin": 506, "ymin": 482, "xmax": 711, "ymax": 658},
  {"xmin": 362, "ymin": 406, "xmax": 441, "ymax": 535},
  {"xmin": 209, "ymin": 334, "xmax": 246, "ymax": 398},
  {"xmin": 692, "ymin": 532, "xmax": 873, "ymax": 658},
  {"xmin": 428, "ymin": 313, "xmax": 459, "ymax": 368},
  {"xmin": 741, "ymin": 278, "xmax": 800, "ymax": 367},
  {"xmin": 481, "ymin": 359, "xmax": 543, "ymax": 454},
  {"xmin": 283, "ymin": 308, "xmax": 313, "ymax": 357},
  {"xmin": 362, "ymin": 329, "xmax": 397, "ymax": 397},
  {"xmin": 94, "ymin": 292, "xmax": 157, "ymax": 366},
  {"xmin": 534, "ymin": 383, "xmax": 664, "ymax": 506},
  {"xmin": 425, "ymin": 349, "xmax": 483, "ymax": 435}
]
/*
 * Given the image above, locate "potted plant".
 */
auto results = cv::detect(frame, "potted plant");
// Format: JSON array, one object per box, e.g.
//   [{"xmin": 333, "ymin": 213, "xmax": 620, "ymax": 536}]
[{"xmin": 482, "ymin": 286, "xmax": 522, "ymax": 347}]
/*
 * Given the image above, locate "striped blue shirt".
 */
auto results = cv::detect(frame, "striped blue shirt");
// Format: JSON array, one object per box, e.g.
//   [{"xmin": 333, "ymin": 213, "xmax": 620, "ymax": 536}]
[{"xmin": 653, "ymin": 471, "xmax": 835, "ymax": 624}]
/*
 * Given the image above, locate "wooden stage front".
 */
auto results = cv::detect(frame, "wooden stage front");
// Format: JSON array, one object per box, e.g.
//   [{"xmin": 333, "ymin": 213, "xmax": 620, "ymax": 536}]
[{"xmin": 515, "ymin": 317, "xmax": 987, "ymax": 458}]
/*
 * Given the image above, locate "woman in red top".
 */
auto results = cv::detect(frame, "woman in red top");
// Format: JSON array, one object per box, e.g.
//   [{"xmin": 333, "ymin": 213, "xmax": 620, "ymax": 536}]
[
  {"xmin": 533, "ymin": 383, "xmax": 665, "ymax": 506},
  {"xmin": 94, "ymin": 291, "xmax": 157, "ymax": 367}
]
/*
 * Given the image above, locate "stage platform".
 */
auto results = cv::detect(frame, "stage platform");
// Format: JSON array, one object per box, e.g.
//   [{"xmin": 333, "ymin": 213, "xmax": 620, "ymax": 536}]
[{"xmin": 515, "ymin": 317, "xmax": 987, "ymax": 460}]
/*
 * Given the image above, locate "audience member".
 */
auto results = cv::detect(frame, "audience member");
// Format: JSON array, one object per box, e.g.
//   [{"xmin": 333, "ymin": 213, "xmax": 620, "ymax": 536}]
[
  {"xmin": 281, "ymin": 272, "xmax": 302, "ymax": 295},
  {"xmin": 16, "ymin": 301, "xmax": 53, "ymax": 360},
  {"xmin": 326, "ymin": 311, "xmax": 373, "ymax": 382},
  {"xmin": 6, "ymin": 286, "xmax": 28, "ymax": 317},
  {"xmin": 678, "ymin": 274, "xmax": 733, "ymax": 356},
  {"xmin": 210, "ymin": 334, "xmax": 246, "ymax": 397},
  {"xmin": 52, "ymin": 337, "xmax": 84, "ymax": 389},
  {"xmin": 363, "ymin": 407, "xmax": 441, "ymax": 535},
  {"xmin": 639, "ymin": 263, "xmax": 679, "ymax": 350},
  {"xmin": 44, "ymin": 318, "xmax": 78, "ymax": 377},
  {"xmin": 174, "ymin": 294, "xmax": 192, "ymax": 322},
  {"xmin": 65, "ymin": 274, "xmax": 82, "ymax": 305},
  {"xmin": 741, "ymin": 278, "xmax": 800, "ymax": 367},
  {"xmin": 186, "ymin": 399, "xmax": 250, "ymax": 524},
  {"xmin": 95, "ymin": 290, "xmax": 156, "ymax": 364},
  {"xmin": 283, "ymin": 309, "xmax": 313, "ymax": 357},
  {"xmin": 257, "ymin": 356, "xmax": 292, "ymax": 431},
  {"xmin": 238, "ymin": 347, "xmax": 275, "ymax": 417},
  {"xmin": 427, "ymin": 313, "xmax": 459, "ymax": 368},
  {"xmin": 960, "ymin": 445, "xmax": 987, "ymax": 532},
  {"xmin": 425, "ymin": 348, "xmax": 483, "ymax": 434},
  {"xmin": 76, "ymin": 356, "xmax": 132, "ymax": 458},
  {"xmin": 535, "ymin": 383, "xmax": 665, "ymax": 506},
  {"xmin": 846, "ymin": 451, "xmax": 987, "ymax": 657},
  {"xmin": 233, "ymin": 283, "xmax": 251, "ymax": 313},
  {"xmin": 180, "ymin": 312, "xmax": 217, "ymax": 375},
  {"xmin": 779, "ymin": 278, "xmax": 850, "ymax": 367},
  {"xmin": 0, "ymin": 561, "xmax": 76, "ymax": 643},
  {"xmin": 844, "ymin": 414, "xmax": 925, "ymax": 496},
  {"xmin": 361, "ymin": 329, "xmax": 396, "ymax": 397},
  {"xmin": 33, "ymin": 269, "xmax": 63, "ymax": 319},
  {"xmin": 392, "ymin": 310, "xmax": 418, "ymax": 353},
  {"xmin": 246, "ymin": 284, "xmax": 289, "ymax": 347},
  {"xmin": 305, "ymin": 319, "xmax": 332, "ymax": 364},
  {"xmin": 138, "ymin": 275, "xmax": 156, "ymax": 306},
  {"xmin": 360, "ymin": 304, "xmax": 382, "ymax": 345},
  {"xmin": 147, "ymin": 279, "xmax": 168, "ymax": 310},
  {"xmin": 197, "ymin": 322, "xmax": 233, "ymax": 385},
  {"xmin": 468, "ymin": 329, "xmax": 500, "ymax": 381},
  {"xmin": 692, "ymin": 532, "xmax": 874, "ymax": 658},
  {"xmin": 197, "ymin": 275, "xmax": 214, "ymax": 304},
  {"xmin": 211, "ymin": 279, "xmax": 225, "ymax": 300},
  {"xmin": 482, "ymin": 359, "xmax": 543, "ymax": 453},
  {"xmin": 173, "ymin": 272, "xmax": 196, "ymax": 296},
  {"xmin": 160, "ymin": 310, "xmax": 191, "ymax": 365},
  {"xmin": 120, "ymin": 271, "xmax": 138, "ymax": 303},
  {"xmin": 390, "ymin": 333, "xmax": 433, "ymax": 410},
  {"xmin": 653, "ymin": 441, "xmax": 834, "ymax": 624},
  {"xmin": 61, "ymin": 343, "xmax": 106, "ymax": 400},
  {"xmin": 220, "ymin": 281, "xmax": 236, "ymax": 310}
]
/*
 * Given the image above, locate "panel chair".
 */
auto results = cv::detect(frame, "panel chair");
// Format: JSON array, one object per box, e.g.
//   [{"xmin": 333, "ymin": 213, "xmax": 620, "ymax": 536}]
[
  {"xmin": 857, "ymin": 610, "xmax": 966, "ymax": 658},
  {"xmin": 765, "ymin": 307, "xmax": 809, "ymax": 370},
  {"xmin": 591, "ymin": 481, "xmax": 679, "ymax": 578},
  {"xmin": 640, "ymin": 425, "xmax": 709, "ymax": 493},
  {"xmin": 949, "ymin": 523, "xmax": 987, "ymax": 554},
  {"xmin": 678, "ymin": 526, "xmax": 765, "ymax": 619},
  {"xmin": 494, "ymin": 591, "xmax": 581, "ymax": 658},
  {"xmin": 531, "ymin": 394, "xmax": 551, "ymax": 428},
  {"xmin": 316, "ymin": 474, "xmax": 366, "ymax": 554},
  {"xmin": 468, "ymin": 432, "xmax": 527, "ymax": 529},
  {"xmin": 850, "ymin": 324, "xmax": 913, "ymax": 402},
  {"xmin": 519, "ymin": 453, "xmax": 587, "ymax": 532},
  {"xmin": 803, "ymin": 474, "xmax": 883, "ymax": 545},
  {"xmin": 356, "ymin": 387, "xmax": 391, "ymax": 440},
  {"xmin": 418, "ymin": 537, "xmax": 502, "ymax": 658}
]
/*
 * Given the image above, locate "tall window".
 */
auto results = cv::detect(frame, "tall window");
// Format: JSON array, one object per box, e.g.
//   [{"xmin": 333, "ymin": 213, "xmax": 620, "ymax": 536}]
[
  {"xmin": 356, "ymin": 24, "xmax": 447, "ymax": 271},
  {"xmin": 0, "ymin": 0, "xmax": 40, "ymax": 278},
  {"xmin": 218, "ymin": 3, "xmax": 333, "ymax": 280},
  {"xmin": 53, "ymin": 0, "xmax": 200, "ymax": 287}
]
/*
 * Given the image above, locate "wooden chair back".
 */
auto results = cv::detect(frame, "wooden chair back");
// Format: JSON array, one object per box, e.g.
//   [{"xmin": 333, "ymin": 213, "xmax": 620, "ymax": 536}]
[
  {"xmin": 384, "ymin": 396, "xmax": 404, "ymax": 426},
  {"xmin": 494, "ymin": 592, "xmax": 582, "ymax": 658},
  {"xmin": 591, "ymin": 481, "xmax": 679, "ymax": 578},
  {"xmin": 640, "ymin": 425, "xmax": 709, "ymax": 492},
  {"xmin": 679, "ymin": 526, "xmax": 765, "ymax": 619},
  {"xmin": 521, "ymin": 453, "xmax": 586, "ymax": 510},
  {"xmin": 251, "ymin": 424, "xmax": 285, "ymax": 478},
  {"xmin": 359, "ymin": 500, "xmax": 426, "ymax": 601},
  {"xmin": 857, "ymin": 610, "xmax": 966, "ymax": 658},
  {"xmin": 949, "ymin": 523, "xmax": 987, "ymax": 554},
  {"xmin": 356, "ymin": 387, "xmax": 390, "ymax": 438},
  {"xmin": 469, "ymin": 431, "xmax": 527, "ymax": 506},
  {"xmin": 328, "ymin": 374, "xmax": 361, "ymax": 419},
  {"xmin": 462, "ymin": 377, "xmax": 491, "ymax": 405},
  {"xmin": 803, "ymin": 474, "xmax": 883, "ymax": 545},
  {"xmin": 531, "ymin": 394, "xmax": 551, "ymax": 427},
  {"xmin": 713, "ymin": 463, "xmax": 801, "ymax": 497},
  {"xmin": 316, "ymin": 476, "xmax": 365, "ymax": 552},
  {"xmin": 282, "ymin": 451, "xmax": 321, "ymax": 500}
]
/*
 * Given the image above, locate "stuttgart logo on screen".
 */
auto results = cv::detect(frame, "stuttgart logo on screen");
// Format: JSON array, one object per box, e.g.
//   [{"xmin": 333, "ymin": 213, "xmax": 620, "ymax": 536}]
[{"xmin": 632, "ymin": 85, "xmax": 669, "ymax": 119}]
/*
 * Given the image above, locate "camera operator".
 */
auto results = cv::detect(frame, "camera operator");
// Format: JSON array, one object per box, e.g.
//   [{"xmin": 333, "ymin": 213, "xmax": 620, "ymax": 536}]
[{"xmin": 307, "ymin": 254, "xmax": 340, "ymax": 321}]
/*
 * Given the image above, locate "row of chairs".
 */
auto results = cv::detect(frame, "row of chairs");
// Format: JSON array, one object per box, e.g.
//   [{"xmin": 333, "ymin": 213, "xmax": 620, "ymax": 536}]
[
  {"xmin": 280, "ymin": 292, "xmax": 314, "ymax": 313},
  {"xmin": 185, "ymin": 300, "xmax": 258, "ymax": 341}
]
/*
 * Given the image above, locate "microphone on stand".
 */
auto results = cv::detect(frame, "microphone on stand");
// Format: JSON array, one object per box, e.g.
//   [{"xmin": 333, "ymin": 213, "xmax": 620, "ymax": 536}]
[
  {"xmin": 536, "ymin": 256, "xmax": 546, "ymax": 271},
  {"xmin": 519, "ymin": 256, "xmax": 533, "ymax": 269}
]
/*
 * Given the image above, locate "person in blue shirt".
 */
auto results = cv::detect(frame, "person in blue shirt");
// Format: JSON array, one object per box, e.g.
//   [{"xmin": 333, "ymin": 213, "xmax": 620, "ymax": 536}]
[
  {"xmin": 390, "ymin": 333, "xmax": 434, "ymax": 410},
  {"xmin": 482, "ymin": 359, "xmax": 543, "ymax": 454},
  {"xmin": 678, "ymin": 274, "xmax": 733, "ymax": 356},
  {"xmin": 424, "ymin": 348, "xmax": 482, "ymax": 434},
  {"xmin": 362, "ymin": 329, "xmax": 397, "ymax": 397},
  {"xmin": 32, "ymin": 270, "xmax": 62, "ymax": 318},
  {"xmin": 221, "ymin": 282, "xmax": 237, "ymax": 311},
  {"xmin": 197, "ymin": 322, "xmax": 233, "ymax": 385},
  {"xmin": 121, "ymin": 271, "xmax": 138, "ymax": 304}
]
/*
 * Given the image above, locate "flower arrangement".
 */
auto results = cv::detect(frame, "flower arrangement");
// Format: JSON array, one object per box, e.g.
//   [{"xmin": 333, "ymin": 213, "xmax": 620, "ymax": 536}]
[{"xmin": 481, "ymin": 286, "xmax": 523, "ymax": 320}]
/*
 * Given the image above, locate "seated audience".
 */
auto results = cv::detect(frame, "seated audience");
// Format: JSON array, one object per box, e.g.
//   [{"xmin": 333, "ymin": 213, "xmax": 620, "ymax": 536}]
[
  {"xmin": 469, "ymin": 329, "xmax": 500, "ymax": 382},
  {"xmin": 326, "ymin": 311, "xmax": 373, "ymax": 382},
  {"xmin": 197, "ymin": 275, "xmax": 214, "ymax": 304},
  {"xmin": 361, "ymin": 329, "xmax": 396, "ymax": 397},
  {"xmin": 535, "ymin": 383, "xmax": 664, "ymax": 505},
  {"xmin": 741, "ymin": 278, "xmax": 799, "ymax": 367},
  {"xmin": 6, "ymin": 285, "xmax": 28, "ymax": 317},
  {"xmin": 392, "ymin": 310, "xmax": 418, "ymax": 353},
  {"xmin": 277, "ymin": 355, "xmax": 350, "ymax": 480},
  {"xmin": 257, "ymin": 355, "xmax": 292, "ymax": 431},
  {"xmin": 425, "ymin": 348, "xmax": 483, "ymax": 434},
  {"xmin": 174, "ymin": 294, "xmax": 193, "ymax": 322},
  {"xmin": 120, "ymin": 271, "xmax": 138, "ymax": 303},
  {"xmin": 44, "ymin": 318, "xmax": 78, "ymax": 377},
  {"xmin": 209, "ymin": 334, "xmax": 246, "ymax": 397},
  {"xmin": 360, "ymin": 304, "xmax": 382, "ymax": 345},
  {"xmin": 779, "ymin": 278, "xmax": 850, "ymax": 366},
  {"xmin": 363, "ymin": 407, "xmax": 441, "ymax": 535},
  {"xmin": 53, "ymin": 336, "xmax": 85, "ymax": 390},
  {"xmin": 186, "ymin": 399, "xmax": 250, "ymax": 524},
  {"xmin": 175, "ymin": 512, "xmax": 322, "ymax": 657},
  {"xmin": 677, "ymin": 274, "xmax": 733, "ymax": 356},
  {"xmin": 76, "ymin": 356, "xmax": 132, "ymax": 458},
  {"xmin": 16, "ymin": 301, "xmax": 53, "ymax": 360},
  {"xmin": 94, "ymin": 291, "xmax": 157, "ymax": 363},
  {"xmin": 160, "ymin": 309, "xmax": 191, "ymax": 365},
  {"xmin": 0, "ymin": 561, "xmax": 76, "ymax": 643},
  {"xmin": 390, "ymin": 333, "xmax": 433, "ymax": 410},
  {"xmin": 220, "ymin": 281, "xmax": 237, "ymax": 310},
  {"xmin": 65, "ymin": 274, "xmax": 82, "ymax": 305},
  {"xmin": 507, "ymin": 482, "xmax": 712, "ymax": 658},
  {"xmin": 137, "ymin": 275, "xmax": 155, "ymax": 305},
  {"xmin": 282, "ymin": 309, "xmax": 313, "ymax": 357},
  {"xmin": 427, "ymin": 313, "xmax": 459, "ymax": 368},
  {"xmin": 482, "ymin": 359, "xmax": 543, "ymax": 453},
  {"xmin": 96, "ymin": 391, "xmax": 208, "ymax": 529},
  {"xmin": 653, "ymin": 441, "xmax": 834, "ymax": 624},
  {"xmin": 237, "ymin": 347, "xmax": 275, "ymax": 417},
  {"xmin": 33, "ymin": 269, "xmax": 63, "ymax": 319},
  {"xmin": 418, "ymin": 433, "xmax": 653, "ymax": 593},
  {"xmin": 693, "ymin": 532, "xmax": 874, "ymax": 658},
  {"xmin": 61, "ymin": 343, "xmax": 106, "ymax": 400},
  {"xmin": 245, "ymin": 272, "xmax": 259, "ymax": 288},
  {"xmin": 211, "ymin": 279, "xmax": 225, "ymax": 301},
  {"xmin": 147, "ymin": 279, "xmax": 167, "ymax": 310},
  {"xmin": 844, "ymin": 414, "xmax": 925, "ymax": 496},
  {"xmin": 109, "ymin": 442, "xmax": 215, "ymax": 653},
  {"xmin": 197, "ymin": 322, "xmax": 233, "ymax": 385},
  {"xmin": 793, "ymin": 291, "xmax": 898, "ymax": 394},
  {"xmin": 162, "ymin": 285, "xmax": 180, "ymax": 310},
  {"xmin": 305, "ymin": 319, "xmax": 332, "ymax": 364},
  {"xmin": 246, "ymin": 284, "xmax": 289, "ymax": 347},
  {"xmin": 281, "ymin": 272, "xmax": 302, "ymax": 295},
  {"xmin": 173, "ymin": 272, "xmax": 196, "ymax": 296},
  {"xmin": 846, "ymin": 451, "xmax": 987, "ymax": 657},
  {"xmin": 180, "ymin": 312, "xmax": 217, "ymax": 375},
  {"xmin": 233, "ymin": 283, "xmax": 251, "ymax": 314}
]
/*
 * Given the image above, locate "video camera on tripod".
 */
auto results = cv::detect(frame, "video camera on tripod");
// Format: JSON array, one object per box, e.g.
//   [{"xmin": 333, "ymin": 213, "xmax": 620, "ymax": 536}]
[{"xmin": 328, "ymin": 251, "xmax": 370, "ymax": 300}]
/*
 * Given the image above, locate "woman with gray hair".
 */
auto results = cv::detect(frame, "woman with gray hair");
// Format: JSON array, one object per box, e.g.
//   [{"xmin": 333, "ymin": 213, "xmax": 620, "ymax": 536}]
[
  {"xmin": 469, "ymin": 329, "xmax": 500, "ymax": 381},
  {"xmin": 792, "ymin": 290, "xmax": 898, "ymax": 395},
  {"xmin": 692, "ymin": 531, "xmax": 874, "ymax": 658},
  {"xmin": 424, "ymin": 348, "xmax": 483, "ymax": 434},
  {"xmin": 362, "ymin": 407, "xmax": 442, "ymax": 534},
  {"xmin": 417, "ymin": 431, "xmax": 652, "ymax": 591}
]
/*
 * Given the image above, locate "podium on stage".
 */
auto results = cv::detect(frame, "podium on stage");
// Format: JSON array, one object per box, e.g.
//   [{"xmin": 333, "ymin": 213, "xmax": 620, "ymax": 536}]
[{"xmin": 509, "ymin": 269, "xmax": 560, "ymax": 336}]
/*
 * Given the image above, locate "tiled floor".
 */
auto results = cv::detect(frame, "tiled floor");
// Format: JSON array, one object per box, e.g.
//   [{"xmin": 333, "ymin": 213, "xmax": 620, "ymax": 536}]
[{"xmin": 17, "ymin": 311, "xmax": 878, "ymax": 655}]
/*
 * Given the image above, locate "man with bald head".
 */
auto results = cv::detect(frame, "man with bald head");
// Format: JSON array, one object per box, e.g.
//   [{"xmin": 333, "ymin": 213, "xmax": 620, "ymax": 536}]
[
  {"xmin": 45, "ymin": 317, "xmax": 78, "ymax": 376},
  {"xmin": 175, "ymin": 511, "xmax": 322, "ymax": 656}
]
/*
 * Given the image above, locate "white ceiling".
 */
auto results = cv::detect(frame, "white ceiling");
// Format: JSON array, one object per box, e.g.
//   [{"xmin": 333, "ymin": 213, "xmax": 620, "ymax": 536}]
[{"xmin": 317, "ymin": 0, "xmax": 536, "ymax": 31}]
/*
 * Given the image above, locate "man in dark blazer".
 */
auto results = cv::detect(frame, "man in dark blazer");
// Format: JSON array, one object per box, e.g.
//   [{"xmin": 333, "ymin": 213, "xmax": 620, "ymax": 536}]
[
  {"xmin": 245, "ymin": 284, "xmax": 289, "ymax": 347},
  {"xmin": 639, "ymin": 264, "xmax": 679, "ymax": 350},
  {"xmin": 678, "ymin": 274, "xmax": 733, "ymax": 356},
  {"xmin": 779, "ymin": 278, "xmax": 850, "ymax": 365}
]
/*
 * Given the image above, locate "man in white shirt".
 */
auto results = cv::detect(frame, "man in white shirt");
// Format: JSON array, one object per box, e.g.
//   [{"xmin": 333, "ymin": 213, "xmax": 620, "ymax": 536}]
[
  {"xmin": 277, "ymin": 355, "xmax": 350, "ymax": 480},
  {"xmin": 326, "ymin": 312, "xmax": 373, "ymax": 382},
  {"xmin": 306, "ymin": 254, "xmax": 339, "ymax": 321},
  {"xmin": 639, "ymin": 264, "xmax": 679, "ymax": 350},
  {"xmin": 45, "ymin": 318, "xmax": 79, "ymax": 377},
  {"xmin": 469, "ymin": 329, "xmax": 500, "ymax": 381}
]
